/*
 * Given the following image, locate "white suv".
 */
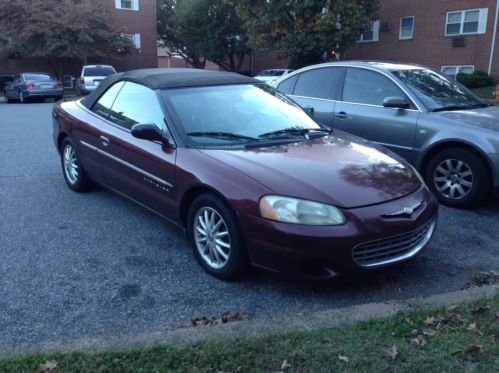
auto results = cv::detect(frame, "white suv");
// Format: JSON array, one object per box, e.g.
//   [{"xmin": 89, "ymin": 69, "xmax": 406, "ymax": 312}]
[{"xmin": 75, "ymin": 65, "xmax": 116, "ymax": 96}]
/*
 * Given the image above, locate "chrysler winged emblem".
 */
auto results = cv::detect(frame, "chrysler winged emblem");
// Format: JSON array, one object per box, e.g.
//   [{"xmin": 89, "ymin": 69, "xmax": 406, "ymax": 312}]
[{"xmin": 382, "ymin": 201, "xmax": 422, "ymax": 218}]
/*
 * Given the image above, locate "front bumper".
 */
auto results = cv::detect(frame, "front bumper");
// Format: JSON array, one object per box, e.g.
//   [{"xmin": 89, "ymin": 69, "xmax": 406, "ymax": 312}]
[{"xmin": 238, "ymin": 187, "xmax": 438, "ymax": 279}]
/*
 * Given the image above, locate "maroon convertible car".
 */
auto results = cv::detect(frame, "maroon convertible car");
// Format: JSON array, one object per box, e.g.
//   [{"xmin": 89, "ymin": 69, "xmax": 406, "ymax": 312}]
[{"xmin": 53, "ymin": 68, "xmax": 438, "ymax": 280}]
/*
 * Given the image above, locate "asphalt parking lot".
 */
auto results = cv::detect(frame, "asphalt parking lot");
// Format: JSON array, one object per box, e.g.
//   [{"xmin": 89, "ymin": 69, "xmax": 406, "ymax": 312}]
[{"xmin": 1, "ymin": 101, "xmax": 498, "ymax": 348}]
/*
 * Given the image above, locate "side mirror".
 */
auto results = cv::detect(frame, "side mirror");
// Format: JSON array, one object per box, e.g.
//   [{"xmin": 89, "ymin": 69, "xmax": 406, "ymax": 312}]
[
  {"xmin": 383, "ymin": 96, "xmax": 410, "ymax": 109},
  {"xmin": 131, "ymin": 123, "xmax": 171, "ymax": 145}
]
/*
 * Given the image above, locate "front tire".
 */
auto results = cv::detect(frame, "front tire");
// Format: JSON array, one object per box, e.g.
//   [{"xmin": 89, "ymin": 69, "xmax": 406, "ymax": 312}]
[
  {"xmin": 4, "ymin": 91, "xmax": 12, "ymax": 103},
  {"xmin": 187, "ymin": 194, "xmax": 249, "ymax": 280},
  {"xmin": 425, "ymin": 148, "xmax": 490, "ymax": 208},
  {"xmin": 60, "ymin": 138, "xmax": 93, "ymax": 192}
]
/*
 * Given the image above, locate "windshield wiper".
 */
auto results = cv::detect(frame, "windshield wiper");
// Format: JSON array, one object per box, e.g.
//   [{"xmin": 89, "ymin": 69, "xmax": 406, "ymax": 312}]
[
  {"xmin": 259, "ymin": 127, "xmax": 333, "ymax": 139},
  {"xmin": 431, "ymin": 105, "xmax": 477, "ymax": 112},
  {"xmin": 186, "ymin": 132, "xmax": 258, "ymax": 141}
]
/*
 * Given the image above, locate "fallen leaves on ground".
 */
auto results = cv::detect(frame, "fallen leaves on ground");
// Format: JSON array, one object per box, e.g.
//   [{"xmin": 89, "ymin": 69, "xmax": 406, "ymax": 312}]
[
  {"xmin": 38, "ymin": 360, "xmax": 57, "ymax": 373},
  {"xmin": 464, "ymin": 271, "xmax": 499, "ymax": 288},
  {"xmin": 337, "ymin": 355, "xmax": 350, "ymax": 363},
  {"xmin": 467, "ymin": 322, "xmax": 477, "ymax": 332},
  {"xmin": 464, "ymin": 345, "xmax": 483, "ymax": 356},
  {"xmin": 190, "ymin": 311, "xmax": 246, "ymax": 327},
  {"xmin": 410, "ymin": 334, "xmax": 427, "ymax": 348},
  {"xmin": 272, "ymin": 359, "xmax": 291, "ymax": 373},
  {"xmin": 387, "ymin": 345, "xmax": 399, "ymax": 360}
]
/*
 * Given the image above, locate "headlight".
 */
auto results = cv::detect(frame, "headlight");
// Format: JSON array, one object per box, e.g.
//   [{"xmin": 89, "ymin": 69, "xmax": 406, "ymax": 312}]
[{"xmin": 259, "ymin": 195, "xmax": 346, "ymax": 225}]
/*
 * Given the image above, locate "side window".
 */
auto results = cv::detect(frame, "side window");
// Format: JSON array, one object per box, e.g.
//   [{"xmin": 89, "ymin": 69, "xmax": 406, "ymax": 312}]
[
  {"xmin": 91, "ymin": 81, "xmax": 125, "ymax": 119},
  {"xmin": 293, "ymin": 68, "xmax": 342, "ymax": 100},
  {"xmin": 343, "ymin": 68, "xmax": 406, "ymax": 106},
  {"xmin": 276, "ymin": 74, "xmax": 298, "ymax": 94},
  {"xmin": 108, "ymin": 82, "xmax": 165, "ymax": 131}
]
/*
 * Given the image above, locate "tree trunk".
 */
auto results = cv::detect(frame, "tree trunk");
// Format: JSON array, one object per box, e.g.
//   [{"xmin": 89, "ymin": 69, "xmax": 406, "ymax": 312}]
[{"xmin": 47, "ymin": 57, "xmax": 59, "ymax": 79}]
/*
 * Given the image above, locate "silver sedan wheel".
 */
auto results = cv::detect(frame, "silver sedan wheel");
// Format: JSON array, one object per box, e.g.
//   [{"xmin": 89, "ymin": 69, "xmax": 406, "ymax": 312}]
[
  {"xmin": 194, "ymin": 207, "xmax": 231, "ymax": 269},
  {"xmin": 433, "ymin": 159, "xmax": 473, "ymax": 200},
  {"xmin": 19, "ymin": 90, "xmax": 24, "ymax": 103},
  {"xmin": 63, "ymin": 144, "xmax": 79, "ymax": 185}
]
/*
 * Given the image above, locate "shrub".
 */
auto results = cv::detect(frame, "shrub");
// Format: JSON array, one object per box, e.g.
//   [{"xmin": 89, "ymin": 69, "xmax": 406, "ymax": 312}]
[{"xmin": 457, "ymin": 70, "xmax": 495, "ymax": 88}]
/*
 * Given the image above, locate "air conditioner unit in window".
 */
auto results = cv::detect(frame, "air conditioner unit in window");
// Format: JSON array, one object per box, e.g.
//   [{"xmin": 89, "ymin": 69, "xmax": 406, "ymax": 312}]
[
  {"xmin": 381, "ymin": 21, "xmax": 391, "ymax": 31},
  {"xmin": 452, "ymin": 37, "xmax": 465, "ymax": 47}
]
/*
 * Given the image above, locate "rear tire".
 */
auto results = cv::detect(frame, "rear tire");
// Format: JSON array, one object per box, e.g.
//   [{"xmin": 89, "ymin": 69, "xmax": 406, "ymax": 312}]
[
  {"xmin": 187, "ymin": 194, "xmax": 249, "ymax": 280},
  {"xmin": 60, "ymin": 138, "xmax": 93, "ymax": 192},
  {"xmin": 19, "ymin": 90, "xmax": 25, "ymax": 103},
  {"xmin": 425, "ymin": 147, "xmax": 490, "ymax": 208}
]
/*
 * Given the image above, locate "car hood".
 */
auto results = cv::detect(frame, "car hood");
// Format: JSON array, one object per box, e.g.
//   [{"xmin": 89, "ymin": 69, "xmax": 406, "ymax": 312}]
[
  {"xmin": 200, "ymin": 134, "xmax": 421, "ymax": 209},
  {"xmin": 434, "ymin": 106, "xmax": 499, "ymax": 132}
]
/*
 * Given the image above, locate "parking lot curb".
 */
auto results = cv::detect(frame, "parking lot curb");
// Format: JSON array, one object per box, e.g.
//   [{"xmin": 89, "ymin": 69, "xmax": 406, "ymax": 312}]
[{"xmin": 0, "ymin": 283, "xmax": 497, "ymax": 358}]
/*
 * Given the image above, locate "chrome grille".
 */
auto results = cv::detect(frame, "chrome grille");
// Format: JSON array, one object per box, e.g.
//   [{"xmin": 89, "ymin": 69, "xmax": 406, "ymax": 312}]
[{"xmin": 353, "ymin": 219, "xmax": 435, "ymax": 267}]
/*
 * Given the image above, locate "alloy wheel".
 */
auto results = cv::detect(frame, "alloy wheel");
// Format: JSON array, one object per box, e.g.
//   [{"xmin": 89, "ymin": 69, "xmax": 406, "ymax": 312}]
[
  {"xmin": 193, "ymin": 207, "xmax": 231, "ymax": 269},
  {"xmin": 433, "ymin": 159, "xmax": 473, "ymax": 200},
  {"xmin": 63, "ymin": 144, "xmax": 79, "ymax": 185},
  {"xmin": 19, "ymin": 90, "xmax": 24, "ymax": 103}
]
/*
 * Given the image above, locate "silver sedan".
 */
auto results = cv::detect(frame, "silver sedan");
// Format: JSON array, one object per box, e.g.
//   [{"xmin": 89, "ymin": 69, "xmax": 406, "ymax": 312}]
[{"xmin": 273, "ymin": 61, "xmax": 499, "ymax": 208}]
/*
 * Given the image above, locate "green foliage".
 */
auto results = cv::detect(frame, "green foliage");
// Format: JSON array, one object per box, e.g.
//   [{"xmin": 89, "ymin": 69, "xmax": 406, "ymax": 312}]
[
  {"xmin": 0, "ymin": 0, "xmax": 135, "ymax": 78},
  {"xmin": 457, "ymin": 71, "xmax": 495, "ymax": 89},
  {"xmin": 157, "ymin": 0, "xmax": 251, "ymax": 71},
  {"xmin": 231, "ymin": 0, "xmax": 380, "ymax": 69}
]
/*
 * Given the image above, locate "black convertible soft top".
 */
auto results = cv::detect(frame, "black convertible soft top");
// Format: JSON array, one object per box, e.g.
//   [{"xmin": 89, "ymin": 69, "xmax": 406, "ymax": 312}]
[{"xmin": 81, "ymin": 68, "xmax": 260, "ymax": 109}]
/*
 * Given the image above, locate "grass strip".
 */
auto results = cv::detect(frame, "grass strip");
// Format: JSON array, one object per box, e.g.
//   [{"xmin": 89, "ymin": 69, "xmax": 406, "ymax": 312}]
[{"xmin": 1, "ymin": 293, "xmax": 498, "ymax": 372}]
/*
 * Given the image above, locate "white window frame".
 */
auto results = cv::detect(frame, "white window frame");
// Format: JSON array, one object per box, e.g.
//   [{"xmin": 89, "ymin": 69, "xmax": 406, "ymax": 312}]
[
  {"xmin": 399, "ymin": 16, "xmax": 414, "ymax": 40},
  {"xmin": 356, "ymin": 20, "xmax": 380, "ymax": 43},
  {"xmin": 123, "ymin": 33, "xmax": 141, "ymax": 49},
  {"xmin": 115, "ymin": 0, "xmax": 139, "ymax": 11},
  {"xmin": 444, "ymin": 8, "xmax": 488, "ymax": 36},
  {"xmin": 441, "ymin": 65, "xmax": 475, "ymax": 80}
]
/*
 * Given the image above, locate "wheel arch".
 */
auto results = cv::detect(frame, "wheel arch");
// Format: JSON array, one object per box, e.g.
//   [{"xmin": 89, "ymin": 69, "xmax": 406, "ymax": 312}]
[
  {"xmin": 419, "ymin": 140, "xmax": 494, "ymax": 185},
  {"xmin": 56, "ymin": 132, "xmax": 69, "ymax": 154},
  {"xmin": 178, "ymin": 185, "xmax": 234, "ymax": 228}
]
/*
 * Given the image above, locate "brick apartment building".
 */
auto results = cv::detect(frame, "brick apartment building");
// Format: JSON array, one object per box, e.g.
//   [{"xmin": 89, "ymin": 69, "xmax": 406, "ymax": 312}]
[
  {"xmin": 345, "ymin": 0, "xmax": 499, "ymax": 81},
  {"xmin": 0, "ymin": 0, "xmax": 157, "ymax": 79}
]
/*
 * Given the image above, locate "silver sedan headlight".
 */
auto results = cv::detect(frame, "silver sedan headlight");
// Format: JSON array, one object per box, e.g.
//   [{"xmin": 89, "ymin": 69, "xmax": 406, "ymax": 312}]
[{"xmin": 259, "ymin": 195, "xmax": 346, "ymax": 225}]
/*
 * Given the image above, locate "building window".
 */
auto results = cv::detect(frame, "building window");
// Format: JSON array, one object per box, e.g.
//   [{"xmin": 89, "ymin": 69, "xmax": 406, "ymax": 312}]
[
  {"xmin": 445, "ymin": 8, "xmax": 488, "ymax": 36},
  {"xmin": 441, "ymin": 65, "xmax": 474, "ymax": 80},
  {"xmin": 399, "ymin": 16, "xmax": 414, "ymax": 40},
  {"xmin": 115, "ymin": 0, "xmax": 139, "ymax": 11},
  {"xmin": 123, "ymin": 33, "xmax": 141, "ymax": 49},
  {"xmin": 356, "ymin": 21, "xmax": 380, "ymax": 43}
]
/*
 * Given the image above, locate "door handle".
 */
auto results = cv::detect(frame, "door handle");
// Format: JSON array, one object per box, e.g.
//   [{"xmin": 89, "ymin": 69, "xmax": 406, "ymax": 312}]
[
  {"xmin": 99, "ymin": 136, "xmax": 110, "ymax": 146},
  {"xmin": 335, "ymin": 111, "xmax": 348, "ymax": 119}
]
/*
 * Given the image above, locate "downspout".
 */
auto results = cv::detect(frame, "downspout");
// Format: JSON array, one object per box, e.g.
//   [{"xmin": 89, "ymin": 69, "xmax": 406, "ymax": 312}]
[{"xmin": 488, "ymin": 0, "xmax": 499, "ymax": 75}]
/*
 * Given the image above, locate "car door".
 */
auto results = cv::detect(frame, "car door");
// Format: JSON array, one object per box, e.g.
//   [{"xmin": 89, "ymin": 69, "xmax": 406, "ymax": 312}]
[
  {"xmin": 97, "ymin": 81, "xmax": 177, "ymax": 220},
  {"xmin": 333, "ymin": 67, "xmax": 420, "ymax": 162},
  {"xmin": 82, "ymin": 81, "xmax": 126, "ymax": 182},
  {"xmin": 278, "ymin": 67, "xmax": 343, "ymax": 127}
]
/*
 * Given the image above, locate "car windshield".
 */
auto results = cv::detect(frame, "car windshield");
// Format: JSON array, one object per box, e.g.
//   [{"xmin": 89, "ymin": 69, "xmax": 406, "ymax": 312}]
[
  {"xmin": 391, "ymin": 69, "xmax": 484, "ymax": 111},
  {"xmin": 162, "ymin": 84, "xmax": 322, "ymax": 147},
  {"xmin": 24, "ymin": 73, "xmax": 53, "ymax": 81},
  {"xmin": 84, "ymin": 67, "xmax": 115, "ymax": 77}
]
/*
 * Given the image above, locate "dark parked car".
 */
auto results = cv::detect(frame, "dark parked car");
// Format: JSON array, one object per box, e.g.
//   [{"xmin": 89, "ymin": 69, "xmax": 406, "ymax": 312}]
[
  {"xmin": 273, "ymin": 62, "xmax": 499, "ymax": 208},
  {"xmin": 53, "ymin": 68, "xmax": 437, "ymax": 280},
  {"xmin": 4, "ymin": 72, "xmax": 64, "ymax": 103}
]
